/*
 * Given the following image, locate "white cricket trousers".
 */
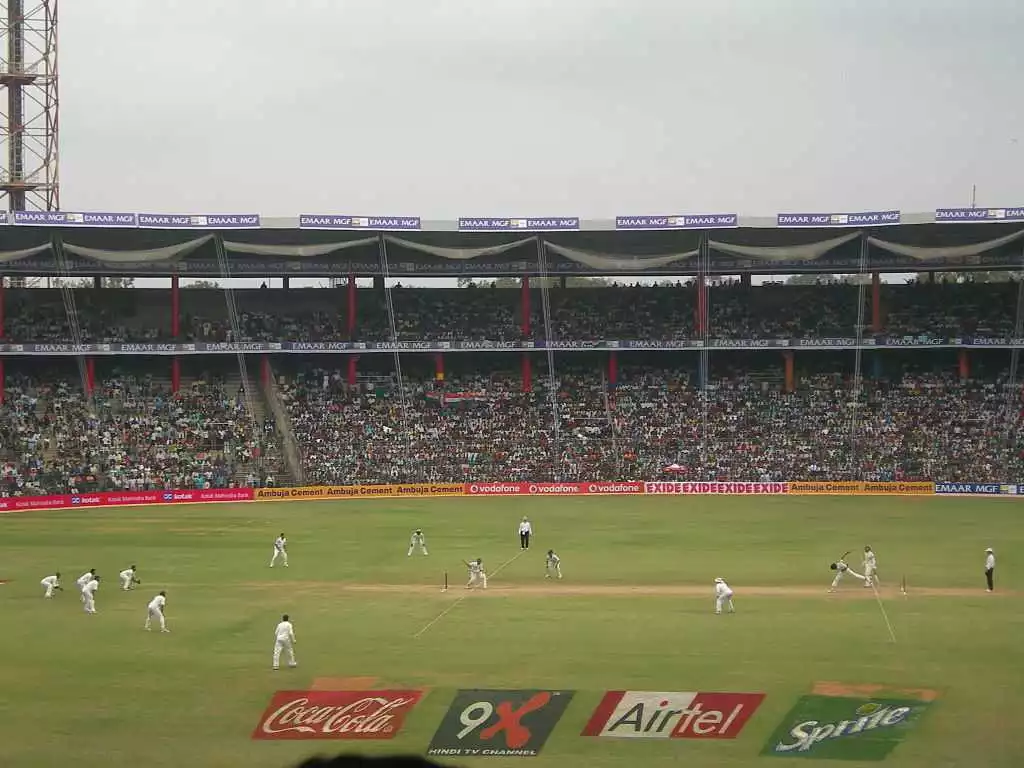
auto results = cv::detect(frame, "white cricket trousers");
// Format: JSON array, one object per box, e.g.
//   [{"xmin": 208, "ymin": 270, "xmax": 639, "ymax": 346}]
[
  {"xmin": 715, "ymin": 592, "xmax": 735, "ymax": 614},
  {"xmin": 121, "ymin": 575, "xmax": 133, "ymax": 590},
  {"xmin": 831, "ymin": 568, "xmax": 865, "ymax": 589},
  {"xmin": 270, "ymin": 549, "xmax": 288, "ymax": 567},
  {"xmin": 546, "ymin": 564, "xmax": 562, "ymax": 579},
  {"xmin": 864, "ymin": 565, "xmax": 877, "ymax": 586},
  {"xmin": 41, "ymin": 581, "xmax": 54, "ymax": 598},
  {"xmin": 145, "ymin": 609, "xmax": 166, "ymax": 631},
  {"xmin": 466, "ymin": 572, "xmax": 488, "ymax": 589},
  {"xmin": 407, "ymin": 543, "xmax": 428, "ymax": 556},
  {"xmin": 83, "ymin": 596, "xmax": 96, "ymax": 614},
  {"xmin": 273, "ymin": 639, "xmax": 296, "ymax": 669}
]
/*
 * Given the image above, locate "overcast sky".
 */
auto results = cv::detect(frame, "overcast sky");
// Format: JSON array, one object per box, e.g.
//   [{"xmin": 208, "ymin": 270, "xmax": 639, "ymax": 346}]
[{"xmin": 60, "ymin": 0, "xmax": 1023, "ymax": 220}]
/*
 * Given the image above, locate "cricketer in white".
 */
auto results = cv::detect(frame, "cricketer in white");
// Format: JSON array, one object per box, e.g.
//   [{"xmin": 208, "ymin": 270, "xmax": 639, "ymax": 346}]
[
  {"xmin": 273, "ymin": 614, "xmax": 297, "ymax": 670},
  {"xmin": 270, "ymin": 534, "xmax": 289, "ymax": 567},
  {"xmin": 863, "ymin": 546, "xmax": 878, "ymax": 587},
  {"xmin": 145, "ymin": 591, "xmax": 170, "ymax": 632},
  {"xmin": 40, "ymin": 573, "xmax": 61, "ymax": 598},
  {"xmin": 76, "ymin": 569, "xmax": 96, "ymax": 596},
  {"xmin": 408, "ymin": 529, "xmax": 428, "ymax": 556},
  {"xmin": 714, "ymin": 578, "xmax": 735, "ymax": 614},
  {"xmin": 120, "ymin": 565, "xmax": 139, "ymax": 591},
  {"xmin": 829, "ymin": 557, "xmax": 865, "ymax": 592},
  {"xmin": 465, "ymin": 558, "xmax": 488, "ymax": 589},
  {"xmin": 545, "ymin": 550, "xmax": 562, "ymax": 579},
  {"xmin": 82, "ymin": 577, "xmax": 100, "ymax": 614}
]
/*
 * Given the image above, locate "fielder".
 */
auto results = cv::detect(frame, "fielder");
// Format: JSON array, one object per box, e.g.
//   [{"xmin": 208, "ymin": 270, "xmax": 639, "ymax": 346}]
[
  {"xmin": 145, "ymin": 591, "xmax": 170, "ymax": 632},
  {"xmin": 829, "ymin": 551, "xmax": 866, "ymax": 591},
  {"xmin": 273, "ymin": 613, "xmax": 297, "ymax": 670},
  {"xmin": 714, "ymin": 577, "xmax": 735, "ymax": 614},
  {"xmin": 76, "ymin": 569, "xmax": 97, "ymax": 599},
  {"xmin": 545, "ymin": 549, "xmax": 562, "ymax": 579},
  {"xmin": 863, "ymin": 546, "xmax": 878, "ymax": 588},
  {"xmin": 519, "ymin": 517, "xmax": 533, "ymax": 550},
  {"xmin": 270, "ymin": 533, "xmax": 288, "ymax": 568},
  {"xmin": 82, "ymin": 576, "xmax": 100, "ymax": 614},
  {"xmin": 408, "ymin": 529, "xmax": 428, "ymax": 556},
  {"xmin": 464, "ymin": 558, "xmax": 488, "ymax": 589},
  {"xmin": 120, "ymin": 565, "xmax": 141, "ymax": 591},
  {"xmin": 41, "ymin": 573, "xmax": 62, "ymax": 598}
]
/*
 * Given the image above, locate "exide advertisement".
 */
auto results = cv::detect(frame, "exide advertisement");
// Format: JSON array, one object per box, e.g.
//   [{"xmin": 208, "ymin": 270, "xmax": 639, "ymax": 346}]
[
  {"xmin": 644, "ymin": 482, "xmax": 789, "ymax": 495},
  {"xmin": 0, "ymin": 487, "xmax": 253, "ymax": 513}
]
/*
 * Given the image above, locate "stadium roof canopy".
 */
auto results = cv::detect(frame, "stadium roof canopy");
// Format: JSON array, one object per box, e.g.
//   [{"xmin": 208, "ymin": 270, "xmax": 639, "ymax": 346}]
[{"xmin": 0, "ymin": 209, "xmax": 1022, "ymax": 278}]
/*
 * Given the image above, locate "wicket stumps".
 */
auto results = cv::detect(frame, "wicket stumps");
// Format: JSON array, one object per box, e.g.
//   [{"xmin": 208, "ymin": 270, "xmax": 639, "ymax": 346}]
[{"xmin": 442, "ymin": 572, "xmax": 448, "ymax": 592}]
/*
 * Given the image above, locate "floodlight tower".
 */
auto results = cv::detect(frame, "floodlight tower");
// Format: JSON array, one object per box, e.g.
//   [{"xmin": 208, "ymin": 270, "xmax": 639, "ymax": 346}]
[{"xmin": 0, "ymin": 0, "xmax": 58, "ymax": 213}]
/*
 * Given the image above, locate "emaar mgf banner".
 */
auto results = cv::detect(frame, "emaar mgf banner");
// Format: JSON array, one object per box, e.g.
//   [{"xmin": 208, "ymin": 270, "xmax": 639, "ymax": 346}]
[{"xmin": 933, "ymin": 482, "xmax": 1005, "ymax": 495}]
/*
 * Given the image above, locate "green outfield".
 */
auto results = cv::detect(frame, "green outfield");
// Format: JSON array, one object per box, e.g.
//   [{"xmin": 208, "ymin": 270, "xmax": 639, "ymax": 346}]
[{"xmin": 0, "ymin": 495, "xmax": 1021, "ymax": 768}]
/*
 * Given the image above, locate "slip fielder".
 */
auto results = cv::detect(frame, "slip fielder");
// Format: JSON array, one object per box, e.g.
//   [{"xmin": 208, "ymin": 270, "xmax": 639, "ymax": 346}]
[
  {"xmin": 120, "ymin": 565, "xmax": 141, "ymax": 591},
  {"xmin": 40, "ymin": 573, "xmax": 62, "ymax": 598},
  {"xmin": 82, "ymin": 576, "xmax": 100, "ymax": 614},
  {"xmin": 76, "ymin": 569, "xmax": 96, "ymax": 599}
]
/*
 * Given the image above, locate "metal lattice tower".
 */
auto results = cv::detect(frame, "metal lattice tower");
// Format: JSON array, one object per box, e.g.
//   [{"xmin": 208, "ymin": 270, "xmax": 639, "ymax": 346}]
[{"xmin": 0, "ymin": 0, "xmax": 58, "ymax": 213}]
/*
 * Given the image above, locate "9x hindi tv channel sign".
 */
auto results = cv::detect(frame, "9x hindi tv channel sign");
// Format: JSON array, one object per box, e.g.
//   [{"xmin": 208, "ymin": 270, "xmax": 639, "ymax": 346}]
[{"xmin": 427, "ymin": 689, "xmax": 574, "ymax": 757}]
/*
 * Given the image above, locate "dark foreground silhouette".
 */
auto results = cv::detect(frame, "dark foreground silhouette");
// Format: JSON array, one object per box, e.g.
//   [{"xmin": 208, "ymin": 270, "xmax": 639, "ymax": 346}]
[{"xmin": 295, "ymin": 757, "xmax": 454, "ymax": 768}]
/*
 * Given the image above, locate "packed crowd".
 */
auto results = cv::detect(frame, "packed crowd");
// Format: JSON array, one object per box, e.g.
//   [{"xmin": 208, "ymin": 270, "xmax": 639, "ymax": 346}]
[
  {"xmin": 3, "ymin": 359, "xmax": 1022, "ymax": 494},
  {"xmin": 0, "ymin": 373, "xmax": 274, "ymax": 495},
  {"xmin": 2, "ymin": 281, "xmax": 1017, "ymax": 343},
  {"xmin": 276, "ymin": 364, "xmax": 1024, "ymax": 485}
]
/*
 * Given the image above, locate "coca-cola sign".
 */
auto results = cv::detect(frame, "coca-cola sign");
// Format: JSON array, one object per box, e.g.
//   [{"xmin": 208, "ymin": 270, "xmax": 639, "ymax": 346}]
[{"xmin": 252, "ymin": 690, "xmax": 423, "ymax": 740}]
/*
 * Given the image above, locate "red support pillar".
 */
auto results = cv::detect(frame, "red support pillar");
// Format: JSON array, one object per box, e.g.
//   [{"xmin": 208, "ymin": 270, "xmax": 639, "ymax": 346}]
[
  {"xmin": 171, "ymin": 274, "xmax": 180, "ymax": 338},
  {"xmin": 86, "ymin": 357, "xmax": 96, "ymax": 394},
  {"xmin": 871, "ymin": 272, "xmax": 881, "ymax": 333},
  {"xmin": 347, "ymin": 355, "xmax": 357, "ymax": 386},
  {"xmin": 521, "ymin": 353, "xmax": 532, "ymax": 392},
  {"xmin": 521, "ymin": 275, "xmax": 531, "ymax": 336},
  {"xmin": 347, "ymin": 275, "xmax": 357, "ymax": 336},
  {"xmin": 958, "ymin": 349, "xmax": 970, "ymax": 381},
  {"xmin": 783, "ymin": 351, "xmax": 795, "ymax": 394},
  {"xmin": 171, "ymin": 358, "xmax": 181, "ymax": 393},
  {"xmin": 695, "ymin": 275, "xmax": 707, "ymax": 334},
  {"xmin": 434, "ymin": 353, "xmax": 445, "ymax": 382},
  {"xmin": 608, "ymin": 351, "xmax": 618, "ymax": 387},
  {"xmin": 260, "ymin": 355, "xmax": 271, "ymax": 387},
  {"xmin": 0, "ymin": 358, "xmax": 4, "ymax": 404}
]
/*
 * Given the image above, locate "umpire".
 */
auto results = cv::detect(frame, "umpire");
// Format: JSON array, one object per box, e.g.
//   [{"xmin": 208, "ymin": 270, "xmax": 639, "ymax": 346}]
[
  {"xmin": 519, "ymin": 517, "xmax": 532, "ymax": 550},
  {"xmin": 985, "ymin": 547, "xmax": 995, "ymax": 592}
]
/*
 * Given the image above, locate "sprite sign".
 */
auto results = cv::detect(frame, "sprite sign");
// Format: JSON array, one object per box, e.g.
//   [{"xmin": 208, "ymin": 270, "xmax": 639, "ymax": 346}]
[{"xmin": 761, "ymin": 692, "xmax": 935, "ymax": 760}]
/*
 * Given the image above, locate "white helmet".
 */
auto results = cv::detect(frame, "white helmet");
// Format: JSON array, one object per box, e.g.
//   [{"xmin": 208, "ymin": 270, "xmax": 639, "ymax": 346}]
[{"xmin": 714, "ymin": 577, "xmax": 724, "ymax": 583}]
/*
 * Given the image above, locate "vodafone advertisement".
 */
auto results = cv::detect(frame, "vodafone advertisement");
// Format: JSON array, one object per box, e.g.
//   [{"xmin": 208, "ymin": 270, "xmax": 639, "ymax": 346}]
[
  {"xmin": 0, "ymin": 487, "xmax": 254, "ymax": 513},
  {"xmin": 464, "ymin": 481, "xmax": 644, "ymax": 496}
]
